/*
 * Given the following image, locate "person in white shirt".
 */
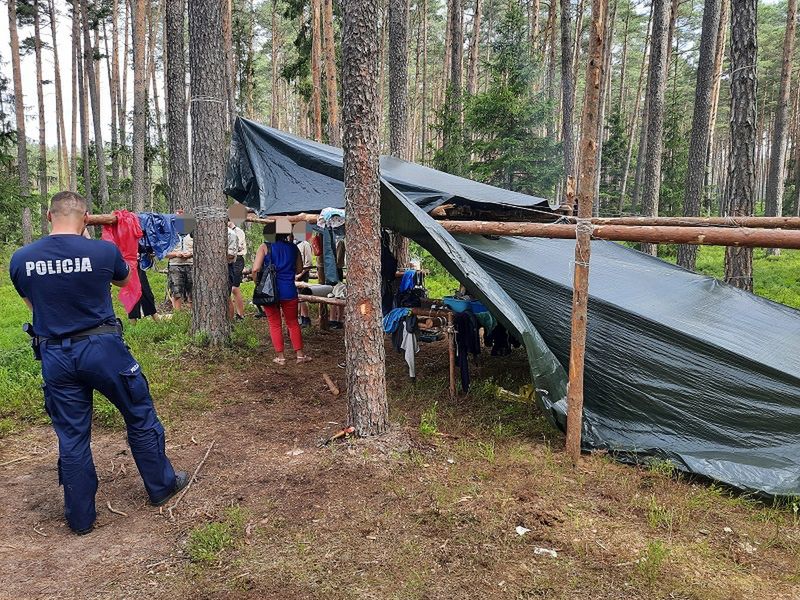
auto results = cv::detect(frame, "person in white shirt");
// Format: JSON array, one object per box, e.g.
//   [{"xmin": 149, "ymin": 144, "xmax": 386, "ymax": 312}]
[
  {"xmin": 228, "ymin": 221, "xmax": 247, "ymax": 319},
  {"xmin": 295, "ymin": 237, "xmax": 313, "ymax": 327}
]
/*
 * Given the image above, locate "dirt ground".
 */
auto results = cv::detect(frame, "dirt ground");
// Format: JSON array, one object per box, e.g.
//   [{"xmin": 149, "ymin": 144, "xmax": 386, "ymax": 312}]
[{"xmin": 1, "ymin": 326, "xmax": 799, "ymax": 600}]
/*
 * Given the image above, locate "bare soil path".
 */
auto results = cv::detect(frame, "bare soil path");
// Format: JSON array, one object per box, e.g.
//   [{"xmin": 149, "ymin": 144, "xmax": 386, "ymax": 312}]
[{"xmin": 1, "ymin": 329, "xmax": 798, "ymax": 599}]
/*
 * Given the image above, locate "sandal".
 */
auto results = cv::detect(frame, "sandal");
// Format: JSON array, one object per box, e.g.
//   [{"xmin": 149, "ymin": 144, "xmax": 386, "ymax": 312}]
[
  {"xmin": 296, "ymin": 356, "xmax": 313, "ymax": 364},
  {"xmin": 273, "ymin": 357, "xmax": 286, "ymax": 365}
]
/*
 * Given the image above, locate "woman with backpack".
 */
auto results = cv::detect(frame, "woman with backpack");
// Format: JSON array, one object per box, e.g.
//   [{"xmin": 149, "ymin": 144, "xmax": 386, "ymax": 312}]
[{"xmin": 252, "ymin": 231, "xmax": 312, "ymax": 365}]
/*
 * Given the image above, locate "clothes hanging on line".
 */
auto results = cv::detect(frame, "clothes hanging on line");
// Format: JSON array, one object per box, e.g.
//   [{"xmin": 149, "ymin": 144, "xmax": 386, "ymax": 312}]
[
  {"xmin": 383, "ymin": 308, "xmax": 411, "ymax": 334},
  {"xmin": 380, "ymin": 231, "xmax": 399, "ymax": 316},
  {"xmin": 317, "ymin": 207, "xmax": 346, "ymax": 228},
  {"xmin": 322, "ymin": 226, "xmax": 340, "ymax": 285},
  {"xmin": 137, "ymin": 212, "xmax": 179, "ymax": 269},
  {"xmin": 454, "ymin": 311, "xmax": 481, "ymax": 393},
  {"xmin": 101, "ymin": 209, "xmax": 143, "ymax": 312},
  {"xmin": 390, "ymin": 314, "xmax": 419, "ymax": 379},
  {"xmin": 484, "ymin": 323, "xmax": 521, "ymax": 357}
]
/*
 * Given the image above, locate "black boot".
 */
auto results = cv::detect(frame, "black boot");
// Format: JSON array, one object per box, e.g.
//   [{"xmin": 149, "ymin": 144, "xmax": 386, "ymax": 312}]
[{"xmin": 151, "ymin": 471, "xmax": 190, "ymax": 506}]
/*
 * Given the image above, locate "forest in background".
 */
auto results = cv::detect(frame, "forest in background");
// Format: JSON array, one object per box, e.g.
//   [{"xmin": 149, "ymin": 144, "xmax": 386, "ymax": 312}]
[{"xmin": 0, "ymin": 0, "xmax": 797, "ymax": 283}]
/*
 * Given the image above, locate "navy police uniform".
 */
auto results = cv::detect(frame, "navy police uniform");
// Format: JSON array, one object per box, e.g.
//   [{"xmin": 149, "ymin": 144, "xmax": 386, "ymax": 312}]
[{"xmin": 10, "ymin": 234, "xmax": 178, "ymax": 532}]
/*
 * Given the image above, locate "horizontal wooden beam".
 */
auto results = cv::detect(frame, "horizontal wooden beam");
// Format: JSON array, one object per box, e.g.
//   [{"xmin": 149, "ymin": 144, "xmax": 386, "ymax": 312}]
[
  {"xmin": 561, "ymin": 215, "xmax": 800, "ymax": 229},
  {"xmin": 86, "ymin": 212, "xmax": 800, "ymax": 248},
  {"xmin": 438, "ymin": 220, "xmax": 800, "ymax": 249}
]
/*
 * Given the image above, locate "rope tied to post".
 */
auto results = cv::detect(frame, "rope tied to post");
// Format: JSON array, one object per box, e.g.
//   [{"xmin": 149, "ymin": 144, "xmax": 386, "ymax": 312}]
[
  {"xmin": 192, "ymin": 205, "xmax": 229, "ymax": 221},
  {"xmin": 573, "ymin": 218, "xmax": 595, "ymax": 268}
]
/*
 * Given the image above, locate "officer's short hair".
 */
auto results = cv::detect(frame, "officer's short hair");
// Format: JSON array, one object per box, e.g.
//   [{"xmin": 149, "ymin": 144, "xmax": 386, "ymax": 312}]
[{"xmin": 50, "ymin": 191, "xmax": 88, "ymax": 218}]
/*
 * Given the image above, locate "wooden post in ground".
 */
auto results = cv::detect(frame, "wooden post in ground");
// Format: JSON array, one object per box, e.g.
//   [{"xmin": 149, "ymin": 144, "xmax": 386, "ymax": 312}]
[
  {"xmin": 447, "ymin": 312, "xmax": 457, "ymax": 399},
  {"xmin": 565, "ymin": 0, "xmax": 607, "ymax": 463}
]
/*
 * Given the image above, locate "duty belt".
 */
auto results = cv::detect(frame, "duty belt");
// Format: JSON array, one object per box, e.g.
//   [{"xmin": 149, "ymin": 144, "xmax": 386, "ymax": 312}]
[{"xmin": 44, "ymin": 324, "xmax": 122, "ymax": 346}]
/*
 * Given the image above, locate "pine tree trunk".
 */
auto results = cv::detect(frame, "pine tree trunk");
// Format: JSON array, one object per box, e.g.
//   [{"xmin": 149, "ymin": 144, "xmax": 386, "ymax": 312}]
[
  {"xmin": 109, "ymin": 0, "xmax": 121, "ymax": 197},
  {"xmin": 389, "ymin": 0, "xmax": 409, "ymax": 159},
  {"xmin": 188, "ymin": 0, "xmax": 231, "ymax": 345},
  {"xmin": 529, "ymin": 0, "xmax": 540, "ymax": 58},
  {"xmin": 571, "ymin": 0, "xmax": 586, "ymax": 97},
  {"xmin": 676, "ymin": 0, "xmax": 722, "ymax": 270},
  {"xmin": 560, "ymin": 0, "xmax": 576, "ymax": 206},
  {"xmin": 74, "ymin": 0, "xmax": 93, "ymax": 210},
  {"xmin": 101, "ymin": 17, "xmax": 119, "ymax": 198},
  {"xmin": 764, "ymin": 0, "xmax": 797, "ymax": 255},
  {"xmin": 120, "ymin": 0, "xmax": 130, "ymax": 185},
  {"xmin": 8, "ymin": 0, "xmax": 32, "ymax": 243},
  {"xmin": 82, "ymin": 0, "xmax": 111, "ymax": 211},
  {"xmin": 705, "ymin": 0, "xmax": 729, "ymax": 211},
  {"xmin": 420, "ymin": 0, "xmax": 428, "ymax": 161},
  {"xmin": 49, "ymin": 0, "xmax": 68, "ymax": 192},
  {"xmin": 342, "ymin": 0, "xmax": 388, "ymax": 437},
  {"xmin": 270, "ymin": 0, "xmax": 280, "ymax": 128},
  {"xmin": 311, "ymin": 0, "xmax": 324, "ymax": 141},
  {"xmin": 638, "ymin": 0, "xmax": 670, "ymax": 256},
  {"xmin": 389, "ymin": 0, "xmax": 410, "ymax": 265},
  {"xmin": 545, "ymin": 0, "xmax": 557, "ymax": 138},
  {"xmin": 617, "ymin": 7, "xmax": 629, "ymax": 121},
  {"xmin": 222, "ymin": 0, "xmax": 237, "ymax": 129},
  {"xmin": 724, "ymin": 0, "xmax": 757, "ymax": 291},
  {"xmin": 70, "ymin": 18, "xmax": 79, "ymax": 193},
  {"xmin": 450, "ymin": 0, "xmax": 464, "ymax": 116},
  {"xmin": 467, "ymin": 0, "xmax": 482, "ymax": 96},
  {"xmin": 592, "ymin": 0, "xmax": 615, "ymax": 216},
  {"xmin": 34, "ymin": 0, "xmax": 48, "ymax": 235},
  {"xmin": 166, "ymin": 0, "xmax": 190, "ymax": 213},
  {"xmin": 132, "ymin": 0, "xmax": 148, "ymax": 211}
]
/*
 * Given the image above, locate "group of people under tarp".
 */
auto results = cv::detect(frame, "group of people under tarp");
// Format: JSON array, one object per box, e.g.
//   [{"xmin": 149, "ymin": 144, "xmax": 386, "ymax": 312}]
[{"xmin": 379, "ymin": 230, "xmax": 521, "ymax": 391}]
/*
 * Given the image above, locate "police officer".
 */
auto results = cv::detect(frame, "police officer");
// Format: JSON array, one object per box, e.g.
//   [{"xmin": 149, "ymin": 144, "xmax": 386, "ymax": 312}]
[{"xmin": 9, "ymin": 191, "xmax": 187, "ymax": 535}]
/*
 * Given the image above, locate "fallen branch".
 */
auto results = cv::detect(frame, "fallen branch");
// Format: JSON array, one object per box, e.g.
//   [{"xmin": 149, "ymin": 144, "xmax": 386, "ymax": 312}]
[
  {"xmin": 322, "ymin": 373, "xmax": 340, "ymax": 397},
  {"xmin": 321, "ymin": 426, "xmax": 355, "ymax": 447},
  {"xmin": 166, "ymin": 440, "xmax": 215, "ymax": 521},
  {"xmin": 106, "ymin": 501, "xmax": 129, "ymax": 517},
  {"xmin": 0, "ymin": 456, "xmax": 32, "ymax": 467},
  {"xmin": 32, "ymin": 525, "xmax": 47, "ymax": 537}
]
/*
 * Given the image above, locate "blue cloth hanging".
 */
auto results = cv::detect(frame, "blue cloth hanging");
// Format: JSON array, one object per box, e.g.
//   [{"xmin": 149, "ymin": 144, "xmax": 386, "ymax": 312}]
[{"xmin": 137, "ymin": 213, "xmax": 179, "ymax": 269}]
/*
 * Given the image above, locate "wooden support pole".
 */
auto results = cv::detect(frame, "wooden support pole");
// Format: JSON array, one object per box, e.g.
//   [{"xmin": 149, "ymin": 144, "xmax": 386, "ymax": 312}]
[
  {"xmin": 447, "ymin": 311, "xmax": 456, "ymax": 400},
  {"xmin": 563, "ymin": 215, "xmax": 800, "ymax": 229},
  {"xmin": 438, "ymin": 220, "xmax": 800, "ymax": 249},
  {"xmin": 566, "ymin": 0, "xmax": 607, "ymax": 463},
  {"xmin": 87, "ymin": 212, "xmax": 800, "ymax": 249}
]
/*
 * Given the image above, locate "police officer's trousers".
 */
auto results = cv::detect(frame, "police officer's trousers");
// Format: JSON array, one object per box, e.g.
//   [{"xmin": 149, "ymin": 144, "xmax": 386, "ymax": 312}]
[{"xmin": 40, "ymin": 333, "xmax": 176, "ymax": 531}]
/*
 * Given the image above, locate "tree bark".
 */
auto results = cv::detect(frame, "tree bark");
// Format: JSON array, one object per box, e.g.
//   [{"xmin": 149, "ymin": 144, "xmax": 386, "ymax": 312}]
[
  {"xmin": 467, "ymin": 0, "xmax": 482, "ymax": 96},
  {"xmin": 321, "ymin": 0, "xmax": 340, "ymax": 145},
  {"xmin": 166, "ymin": 0, "xmax": 190, "ymax": 213},
  {"xmin": 389, "ymin": 0, "xmax": 411, "ymax": 265},
  {"xmin": 545, "ymin": 0, "xmax": 557, "ymax": 138},
  {"xmin": 8, "ymin": 0, "xmax": 32, "ymax": 243},
  {"xmin": 311, "ymin": 0, "xmax": 324, "ymax": 141},
  {"xmin": 48, "ymin": 0, "xmax": 69, "ymax": 192},
  {"xmin": 222, "ymin": 0, "xmax": 237, "ymax": 130},
  {"xmin": 82, "ymin": 0, "xmax": 111, "ymax": 211},
  {"xmin": 616, "ymin": 6, "xmax": 629, "ymax": 121},
  {"xmin": 120, "ymin": 0, "xmax": 130, "ymax": 185},
  {"xmin": 132, "ymin": 0, "xmax": 148, "ymax": 211},
  {"xmin": 34, "ymin": 0, "xmax": 48, "ymax": 235},
  {"xmin": 560, "ymin": 0, "xmax": 575, "ymax": 208},
  {"xmin": 676, "ymin": 0, "xmax": 722, "ymax": 270},
  {"xmin": 705, "ymin": 0, "xmax": 729, "ymax": 212},
  {"xmin": 529, "ymin": 0, "xmax": 540, "ymax": 59},
  {"xmin": 763, "ymin": 0, "xmax": 797, "ymax": 256},
  {"xmin": 70, "ymin": 7, "xmax": 79, "ymax": 193},
  {"xmin": 566, "ymin": 0, "xmax": 608, "ymax": 463},
  {"xmin": 74, "ymin": 0, "xmax": 92, "ymax": 210},
  {"xmin": 270, "ymin": 0, "xmax": 280, "ymax": 128},
  {"xmin": 100, "ymin": 9, "xmax": 120, "ymax": 198},
  {"xmin": 724, "ymin": 0, "xmax": 757, "ymax": 291},
  {"xmin": 420, "ymin": 0, "xmax": 428, "ymax": 161},
  {"xmin": 188, "ymin": 0, "xmax": 231, "ymax": 344},
  {"xmin": 342, "ymin": 0, "xmax": 388, "ymax": 437},
  {"xmin": 638, "ymin": 0, "xmax": 671, "ymax": 256}
]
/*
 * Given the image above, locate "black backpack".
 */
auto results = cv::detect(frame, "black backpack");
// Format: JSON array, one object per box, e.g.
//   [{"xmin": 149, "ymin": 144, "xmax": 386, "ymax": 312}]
[{"xmin": 253, "ymin": 244, "xmax": 280, "ymax": 306}]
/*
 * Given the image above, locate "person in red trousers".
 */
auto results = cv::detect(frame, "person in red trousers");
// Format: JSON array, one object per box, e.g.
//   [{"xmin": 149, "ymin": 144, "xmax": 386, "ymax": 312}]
[{"xmin": 251, "ymin": 232, "xmax": 312, "ymax": 365}]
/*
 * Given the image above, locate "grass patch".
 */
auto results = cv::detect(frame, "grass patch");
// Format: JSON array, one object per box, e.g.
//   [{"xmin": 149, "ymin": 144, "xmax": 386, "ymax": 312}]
[
  {"xmin": 186, "ymin": 506, "xmax": 247, "ymax": 564},
  {"xmin": 636, "ymin": 540, "xmax": 670, "ymax": 585},
  {"xmin": 419, "ymin": 401, "xmax": 439, "ymax": 436}
]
